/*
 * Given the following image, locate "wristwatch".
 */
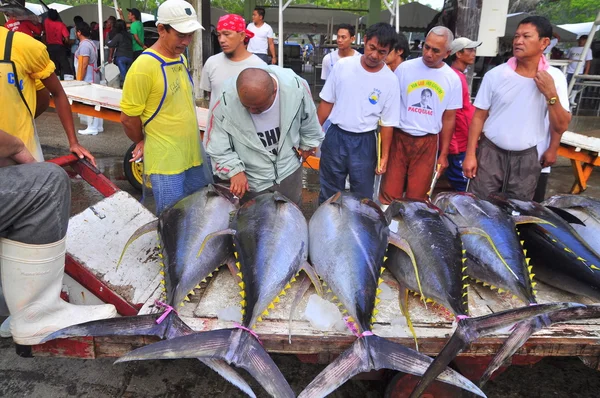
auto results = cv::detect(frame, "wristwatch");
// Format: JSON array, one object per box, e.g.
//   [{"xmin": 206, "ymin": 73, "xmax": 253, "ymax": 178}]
[{"xmin": 547, "ymin": 96, "xmax": 557, "ymax": 105}]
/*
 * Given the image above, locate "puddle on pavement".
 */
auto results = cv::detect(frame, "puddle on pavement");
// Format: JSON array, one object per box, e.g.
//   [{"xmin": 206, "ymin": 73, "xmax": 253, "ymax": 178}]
[{"xmin": 70, "ymin": 157, "xmax": 323, "ymax": 219}]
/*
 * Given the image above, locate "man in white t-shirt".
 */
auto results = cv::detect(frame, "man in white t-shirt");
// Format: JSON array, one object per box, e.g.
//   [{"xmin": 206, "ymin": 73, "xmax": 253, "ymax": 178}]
[
  {"xmin": 566, "ymin": 35, "xmax": 593, "ymax": 83},
  {"xmin": 321, "ymin": 24, "xmax": 361, "ymax": 80},
  {"xmin": 200, "ymin": 14, "xmax": 265, "ymax": 112},
  {"xmin": 379, "ymin": 26, "xmax": 462, "ymax": 203},
  {"xmin": 246, "ymin": 7, "xmax": 276, "ymax": 64},
  {"xmin": 463, "ymin": 16, "xmax": 571, "ymax": 201},
  {"xmin": 317, "ymin": 23, "xmax": 400, "ymax": 204}
]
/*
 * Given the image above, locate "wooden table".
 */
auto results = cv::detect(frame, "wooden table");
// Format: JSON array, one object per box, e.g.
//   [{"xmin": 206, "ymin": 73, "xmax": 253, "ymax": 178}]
[{"xmin": 558, "ymin": 131, "xmax": 600, "ymax": 194}]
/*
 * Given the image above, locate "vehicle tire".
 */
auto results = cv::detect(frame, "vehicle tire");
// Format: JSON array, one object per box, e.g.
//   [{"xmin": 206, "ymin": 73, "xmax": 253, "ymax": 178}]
[{"xmin": 123, "ymin": 143, "xmax": 148, "ymax": 192}]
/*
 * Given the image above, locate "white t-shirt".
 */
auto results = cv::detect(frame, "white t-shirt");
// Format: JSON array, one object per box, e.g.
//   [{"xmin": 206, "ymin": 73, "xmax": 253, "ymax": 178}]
[
  {"xmin": 395, "ymin": 58, "xmax": 462, "ymax": 136},
  {"xmin": 246, "ymin": 22, "xmax": 274, "ymax": 55},
  {"xmin": 566, "ymin": 46, "xmax": 593, "ymax": 74},
  {"xmin": 200, "ymin": 52, "xmax": 266, "ymax": 110},
  {"xmin": 320, "ymin": 56, "xmax": 400, "ymax": 133},
  {"xmin": 474, "ymin": 63, "xmax": 570, "ymax": 151},
  {"xmin": 320, "ymin": 49, "xmax": 361, "ymax": 80},
  {"xmin": 250, "ymin": 77, "xmax": 281, "ymax": 155}
]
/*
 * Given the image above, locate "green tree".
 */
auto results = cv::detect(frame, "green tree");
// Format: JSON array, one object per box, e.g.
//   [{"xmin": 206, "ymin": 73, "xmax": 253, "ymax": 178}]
[{"xmin": 536, "ymin": 0, "xmax": 600, "ymax": 24}]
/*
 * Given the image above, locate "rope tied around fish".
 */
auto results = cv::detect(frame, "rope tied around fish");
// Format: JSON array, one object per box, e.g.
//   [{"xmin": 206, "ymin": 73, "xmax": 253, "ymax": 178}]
[
  {"xmin": 343, "ymin": 316, "xmax": 374, "ymax": 339},
  {"xmin": 234, "ymin": 322, "xmax": 263, "ymax": 345},
  {"xmin": 154, "ymin": 300, "xmax": 178, "ymax": 324}
]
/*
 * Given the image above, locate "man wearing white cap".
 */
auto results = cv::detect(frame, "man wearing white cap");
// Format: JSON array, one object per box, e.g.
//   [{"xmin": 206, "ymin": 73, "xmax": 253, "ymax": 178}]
[
  {"xmin": 120, "ymin": 0, "xmax": 211, "ymax": 214},
  {"xmin": 445, "ymin": 37, "xmax": 481, "ymax": 191}
]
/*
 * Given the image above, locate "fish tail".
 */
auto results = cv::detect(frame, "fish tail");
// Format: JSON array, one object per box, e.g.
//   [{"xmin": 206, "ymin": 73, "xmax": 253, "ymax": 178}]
[
  {"xmin": 40, "ymin": 311, "xmax": 188, "ymax": 343},
  {"xmin": 114, "ymin": 328, "xmax": 294, "ymax": 398},
  {"xmin": 479, "ymin": 304, "xmax": 600, "ymax": 387},
  {"xmin": 409, "ymin": 302, "xmax": 582, "ymax": 398},
  {"xmin": 299, "ymin": 334, "xmax": 484, "ymax": 398}
]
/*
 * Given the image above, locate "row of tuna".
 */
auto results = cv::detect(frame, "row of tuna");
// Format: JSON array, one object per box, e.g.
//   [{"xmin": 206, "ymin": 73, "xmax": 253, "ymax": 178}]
[{"xmin": 43, "ymin": 185, "xmax": 600, "ymax": 397}]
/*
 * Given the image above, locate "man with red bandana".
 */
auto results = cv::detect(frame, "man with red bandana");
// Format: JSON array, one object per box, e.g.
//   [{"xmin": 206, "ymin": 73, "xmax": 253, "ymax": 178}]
[{"xmin": 200, "ymin": 14, "xmax": 265, "ymax": 112}]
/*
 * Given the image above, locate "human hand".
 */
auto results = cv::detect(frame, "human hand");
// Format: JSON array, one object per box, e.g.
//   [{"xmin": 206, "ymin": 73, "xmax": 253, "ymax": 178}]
[
  {"xmin": 540, "ymin": 148, "xmax": 558, "ymax": 168},
  {"xmin": 436, "ymin": 154, "xmax": 448, "ymax": 175},
  {"xmin": 462, "ymin": 153, "xmax": 478, "ymax": 179},
  {"xmin": 70, "ymin": 142, "xmax": 96, "ymax": 167},
  {"xmin": 271, "ymin": 56, "xmax": 277, "ymax": 65},
  {"xmin": 376, "ymin": 155, "xmax": 388, "ymax": 175},
  {"xmin": 534, "ymin": 70, "xmax": 557, "ymax": 100},
  {"xmin": 230, "ymin": 172, "xmax": 249, "ymax": 198},
  {"xmin": 129, "ymin": 140, "xmax": 144, "ymax": 163},
  {"xmin": 298, "ymin": 147, "xmax": 316, "ymax": 162}
]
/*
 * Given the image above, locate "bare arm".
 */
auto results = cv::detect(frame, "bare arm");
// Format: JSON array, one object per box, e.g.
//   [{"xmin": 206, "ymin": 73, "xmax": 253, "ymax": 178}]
[
  {"xmin": 41, "ymin": 73, "xmax": 96, "ymax": 166},
  {"xmin": 377, "ymin": 126, "xmax": 393, "ymax": 175},
  {"xmin": 133, "ymin": 34, "xmax": 145, "ymax": 49},
  {"xmin": 317, "ymin": 100, "xmax": 334, "ymax": 126},
  {"xmin": 121, "ymin": 113, "xmax": 145, "ymax": 162},
  {"xmin": 462, "ymin": 108, "xmax": 489, "ymax": 179},
  {"xmin": 584, "ymin": 60, "xmax": 591, "ymax": 75},
  {"xmin": 35, "ymin": 88, "xmax": 50, "ymax": 118},
  {"xmin": 0, "ymin": 130, "xmax": 36, "ymax": 164},
  {"xmin": 268, "ymin": 38, "xmax": 276, "ymax": 64},
  {"xmin": 437, "ymin": 109, "xmax": 457, "ymax": 173},
  {"xmin": 534, "ymin": 71, "xmax": 571, "ymax": 137}
]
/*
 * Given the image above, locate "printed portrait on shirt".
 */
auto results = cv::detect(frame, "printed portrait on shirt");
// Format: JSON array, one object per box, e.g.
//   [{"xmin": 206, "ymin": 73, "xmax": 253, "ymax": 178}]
[{"xmin": 406, "ymin": 80, "xmax": 445, "ymax": 116}]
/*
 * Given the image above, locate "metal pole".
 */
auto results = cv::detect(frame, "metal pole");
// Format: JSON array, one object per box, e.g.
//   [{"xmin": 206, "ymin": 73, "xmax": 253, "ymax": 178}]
[
  {"xmin": 567, "ymin": 10, "xmax": 600, "ymax": 95},
  {"xmin": 98, "ymin": 0, "xmax": 105, "ymax": 80},
  {"xmin": 279, "ymin": 0, "xmax": 293, "ymax": 66},
  {"xmin": 395, "ymin": 0, "xmax": 399, "ymax": 33}
]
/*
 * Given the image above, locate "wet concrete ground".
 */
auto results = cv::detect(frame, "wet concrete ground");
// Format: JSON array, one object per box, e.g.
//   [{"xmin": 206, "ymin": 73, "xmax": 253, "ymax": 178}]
[{"xmin": 1, "ymin": 111, "xmax": 600, "ymax": 397}]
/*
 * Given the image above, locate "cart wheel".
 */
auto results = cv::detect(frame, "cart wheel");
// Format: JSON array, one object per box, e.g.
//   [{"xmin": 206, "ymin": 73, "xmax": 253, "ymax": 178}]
[
  {"xmin": 123, "ymin": 143, "xmax": 149, "ymax": 192},
  {"xmin": 384, "ymin": 373, "xmax": 461, "ymax": 398}
]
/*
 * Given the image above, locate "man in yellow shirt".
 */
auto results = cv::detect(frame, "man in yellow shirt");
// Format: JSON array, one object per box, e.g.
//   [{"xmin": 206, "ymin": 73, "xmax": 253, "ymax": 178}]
[
  {"xmin": 0, "ymin": 26, "xmax": 95, "ymax": 164},
  {"xmin": 120, "ymin": 0, "xmax": 209, "ymax": 214}
]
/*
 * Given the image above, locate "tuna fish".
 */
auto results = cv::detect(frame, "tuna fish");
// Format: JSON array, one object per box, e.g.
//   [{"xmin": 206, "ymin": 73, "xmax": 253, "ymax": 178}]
[
  {"xmin": 381, "ymin": 200, "xmax": 580, "ymax": 398},
  {"xmin": 543, "ymin": 194, "xmax": 600, "ymax": 255},
  {"xmin": 433, "ymin": 192, "xmax": 537, "ymax": 305},
  {"xmin": 41, "ymin": 185, "xmax": 258, "ymax": 397},
  {"xmin": 113, "ymin": 192, "xmax": 321, "ymax": 398},
  {"xmin": 299, "ymin": 193, "xmax": 486, "ymax": 398}
]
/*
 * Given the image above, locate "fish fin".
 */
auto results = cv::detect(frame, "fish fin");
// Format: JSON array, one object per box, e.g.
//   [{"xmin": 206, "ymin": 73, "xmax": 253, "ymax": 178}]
[
  {"xmin": 288, "ymin": 271, "xmax": 312, "ymax": 344},
  {"xmin": 409, "ymin": 302, "xmax": 583, "ymax": 398},
  {"xmin": 512, "ymin": 215, "xmax": 556, "ymax": 228},
  {"xmin": 398, "ymin": 288, "xmax": 418, "ymax": 351},
  {"xmin": 298, "ymin": 335, "xmax": 485, "ymax": 398},
  {"xmin": 273, "ymin": 191, "xmax": 290, "ymax": 203},
  {"xmin": 545, "ymin": 206, "xmax": 586, "ymax": 226},
  {"xmin": 479, "ymin": 304, "xmax": 600, "ymax": 387},
  {"xmin": 200, "ymin": 358, "xmax": 257, "ymax": 398},
  {"xmin": 115, "ymin": 328, "xmax": 295, "ymax": 398},
  {"xmin": 41, "ymin": 311, "xmax": 189, "ymax": 343},
  {"xmin": 329, "ymin": 192, "xmax": 343, "ymax": 206},
  {"xmin": 388, "ymin": 232, "xmax": 426, "ymax": 306},
  {"xmin": 196, "ymin": 228, "xmax": 236, "ymax": 259},
  {"xmin": 300, "ymin": 261, "xmax": 324, "ymax": 297},
  {"xmin": 117, "ymin": 220, "xmax": 159, "ymax": 268},
  {"xmin": 225, "ymin": 255, "xmax": 243, "ymax": 285}
]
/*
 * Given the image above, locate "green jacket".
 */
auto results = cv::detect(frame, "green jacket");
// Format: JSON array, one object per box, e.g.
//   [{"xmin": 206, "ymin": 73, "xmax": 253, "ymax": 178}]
[{"xmin": 205, "ymin": 66, "xmax": 323, "ymax": 192}]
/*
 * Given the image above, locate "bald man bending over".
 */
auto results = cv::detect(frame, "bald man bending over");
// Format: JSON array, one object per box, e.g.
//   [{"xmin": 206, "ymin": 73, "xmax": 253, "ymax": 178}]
[{"xmin": 205, "ymin": 67, "xmax": 323, "ymax": 204}]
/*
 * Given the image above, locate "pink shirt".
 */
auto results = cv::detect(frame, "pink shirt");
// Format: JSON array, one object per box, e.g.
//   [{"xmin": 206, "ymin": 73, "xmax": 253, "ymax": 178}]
[{"xmin": 448, "ymin": 66, "xmax": 475, "ymax": 155}]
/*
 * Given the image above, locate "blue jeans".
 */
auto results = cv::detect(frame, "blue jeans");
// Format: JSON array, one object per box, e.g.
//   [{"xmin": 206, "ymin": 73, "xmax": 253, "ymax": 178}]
[
  {"xmin": 115, "ymin": 56, "xmax": 132, "ymax": 85},
  {"xmin": 149, "ymin": 165, "xmax": 210, "ymax": 214},
  {"xmin": 446, "ymin": 152, "xmax": 468, "ymax": 192},
  {"xmin": 319, "ymin": 124, "xmax": 377, "ymax": 204}
]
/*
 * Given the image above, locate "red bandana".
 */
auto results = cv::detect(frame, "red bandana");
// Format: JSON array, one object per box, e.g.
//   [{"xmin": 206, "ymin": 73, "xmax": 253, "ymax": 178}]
[{"xmin": 217, "ymin": 14, "xmax": 254, "ymax": 39}]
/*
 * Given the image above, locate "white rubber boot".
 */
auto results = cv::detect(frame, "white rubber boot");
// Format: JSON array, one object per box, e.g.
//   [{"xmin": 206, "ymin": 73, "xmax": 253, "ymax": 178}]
[
  {"xmin": 78, "ymin": 116, "xmax": 99, "ymax": 135},
  {"xmin": 95, "ymin": 117, "xmax": 104, "ymax": 133},
  {"xmin": 0, "ymin": 317, "xmax": 10, "ymax": 338},
  {"xmin": 0, "ymin": 237, "xmax": 117, "ymax": 345}
]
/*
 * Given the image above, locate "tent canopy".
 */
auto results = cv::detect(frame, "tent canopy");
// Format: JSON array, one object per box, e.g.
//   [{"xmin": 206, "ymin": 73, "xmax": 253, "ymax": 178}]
[
  {"xmin": 558, "ymin": 21, "xmax": 599, "ymax": 38},
  {"xmin": 24, "ymin": 2, "xmax": 155, "ymax": 24},
  {"xmin": 262, "ymin": 4, "xmax": 361, "ymax": 34},
  {"xmin": 506, "ymin": 12, "xmax": 577, "ymax": 42},
  {"xmin": 380, "ymin": 2, "xmax": 438, "ymax": 32}
]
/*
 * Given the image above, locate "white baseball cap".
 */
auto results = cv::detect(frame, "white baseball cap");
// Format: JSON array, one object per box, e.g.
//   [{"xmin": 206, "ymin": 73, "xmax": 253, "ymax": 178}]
[
  {"xmin": 450, "ymin": 37, "xmax": 482, "ymax": 55},
  {"xmin": 156, "ymin": 0, "xmax": 204, "ymax": 34}
]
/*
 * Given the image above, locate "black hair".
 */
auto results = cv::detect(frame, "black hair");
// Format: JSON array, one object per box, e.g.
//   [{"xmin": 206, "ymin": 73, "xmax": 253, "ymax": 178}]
[
  {"xmin": 114, "ymin": 19, "xmax": 127, "ymax": 35},
  {"xmin": 518, "ymin": 16, "xmax": 552, "ymax": 39},
  {"xmin": 163, "ymin": 24, "xmax": 172, "ymax": 32},
  {"xmin": 579, "ymin": 35, "xmax": 589, "ymax": 41},
  {"xmin": 107, "ymin": 16, "xmax": 117, "ymax": 22},
  {"xmin": 364, "ymin": 22, "xmax": 397, "ymax": 50},
  {"xmin": 47, "ymin": 9, "xmax": 59, "ymax": 21},
  {"xmin": 76, "ymin": 21, "xmax": 91, "ymax": 38},
  {"xmin": 73, "ymin": 15, "xmax": 83, "ymax": 24},
  {"xmin": 337, "ymin": 23, "xmax": 355, "ymax": 37},
  {"xmin": 392, "ymin": 32, "xmax": 410, "ymax": 60},
  {"xmin": 254, "ymin": 7, "xmax": 265, "ymax": 19}
]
